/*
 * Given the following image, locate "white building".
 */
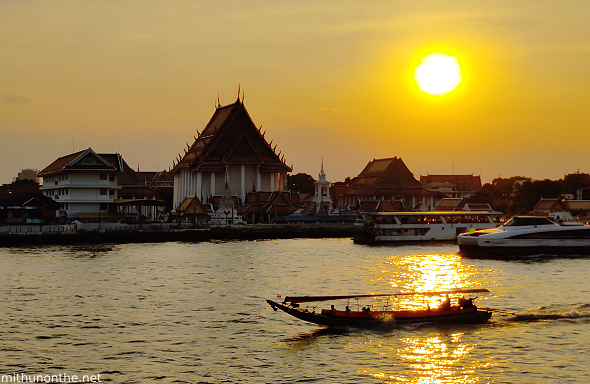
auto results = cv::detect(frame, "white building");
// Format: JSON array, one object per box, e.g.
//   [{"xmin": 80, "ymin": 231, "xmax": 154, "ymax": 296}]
[
  {"xmin": 171, "ymin": 97, "xmax": 292, "ymax": 210},
  {"xmin": 311, "ymin": 159, "xmax": 333, "ymax": 214},
  {"xmin": 38, "ymin": 148, "xmax": 123, "ymax": 221}
]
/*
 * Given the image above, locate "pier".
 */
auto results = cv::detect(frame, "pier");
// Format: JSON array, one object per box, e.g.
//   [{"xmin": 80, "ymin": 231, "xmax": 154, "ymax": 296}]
[{"xmin": 0, "ymin": 223, "xmax": 354, "ymax": 246}]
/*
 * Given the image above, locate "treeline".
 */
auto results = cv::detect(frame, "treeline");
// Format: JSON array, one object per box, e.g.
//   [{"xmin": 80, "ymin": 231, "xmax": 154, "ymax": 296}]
[{"xmin": 474, "ymin": 173, "xmax": 590, "ymax": 214}]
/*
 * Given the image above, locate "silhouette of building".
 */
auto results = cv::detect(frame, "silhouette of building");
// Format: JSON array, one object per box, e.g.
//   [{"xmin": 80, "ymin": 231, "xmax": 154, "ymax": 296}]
[
  {"xmin": 340, "ymin": 157, "xmax": 434, "ymax": 211},
  {"xmin": 172, "ymin": 96, "xmax": 291, "ymax": 210}
]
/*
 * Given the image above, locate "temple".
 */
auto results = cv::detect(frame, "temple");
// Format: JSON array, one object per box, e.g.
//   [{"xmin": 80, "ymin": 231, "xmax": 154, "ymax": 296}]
[
  {"xmin": 340, "ymin": 157, "xmax": 435, "ymax": 211},
  {"xmin": 172, "ymin": 96, "xmax": 292, "ymax": 210}
]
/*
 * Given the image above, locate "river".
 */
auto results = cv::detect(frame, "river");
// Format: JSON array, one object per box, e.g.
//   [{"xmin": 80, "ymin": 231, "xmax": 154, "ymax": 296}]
[{"xmin": 1, "ymin": 238, "xmax": 589, "ymax": 383}]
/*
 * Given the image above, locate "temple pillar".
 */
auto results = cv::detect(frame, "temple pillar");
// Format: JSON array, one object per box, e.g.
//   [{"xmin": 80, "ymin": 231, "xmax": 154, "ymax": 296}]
[
  {"xmin": 211, "ymin": 172, "xmax": 216, "ymax": 197},
  {"xmin": 256, "ymin": 166, "xmax": 261, "ymax": 191},
  {"xmin": 196, "ymin": 172, "xmax": 202, "ymax": 200},
  {"xmin": 241, "ymin": 164, "xmax": 246, "ymax": 199}
]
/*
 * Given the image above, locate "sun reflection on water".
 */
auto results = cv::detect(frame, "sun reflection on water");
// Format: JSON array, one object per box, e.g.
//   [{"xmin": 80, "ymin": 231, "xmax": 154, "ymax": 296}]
[
  {"xmin": 355, "ymin": 251, "xmax": 492, "ymax": 383},
  {"xmin": 356, "ymin": 332, "xmax": 486, "ymax": 384},
  {"xmin": 364, "ymin": 252, "xmax": 486, "ymax": 310}
]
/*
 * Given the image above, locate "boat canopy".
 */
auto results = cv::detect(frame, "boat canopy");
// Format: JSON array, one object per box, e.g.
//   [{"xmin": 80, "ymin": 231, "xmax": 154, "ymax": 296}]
[{"xmin": 284, "ymin": 288, "xmax": 490, "ymax": 304}]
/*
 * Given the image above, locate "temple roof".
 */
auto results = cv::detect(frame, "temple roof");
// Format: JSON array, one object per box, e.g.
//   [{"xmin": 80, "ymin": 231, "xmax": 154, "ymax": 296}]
[
  {"xmin": 344, "ymin": 157, "xmax": 430, "ymax": 196},
  {"xmin": 237, "ymin": 190, "xmax": 300, "ymax": 215},
  {"xmin": 172, "ymin": 99, "xmax": 291, "ymax": 173}
]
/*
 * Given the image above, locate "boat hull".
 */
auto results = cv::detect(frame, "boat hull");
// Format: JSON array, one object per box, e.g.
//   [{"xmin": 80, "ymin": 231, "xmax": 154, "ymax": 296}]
[
  {"xmin": 458, "ymin": 242, "xmax": 590, "ymax": 257},
  {"xmin": 266, "ymin": 300, "xmax": 491, "ymax": 329},
  {"xmin": 458, "ymin": 227, "xmax": 590, "ymax": 257}
]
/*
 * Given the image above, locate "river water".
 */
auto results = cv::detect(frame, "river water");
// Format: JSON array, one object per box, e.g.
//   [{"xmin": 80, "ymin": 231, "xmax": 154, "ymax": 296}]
[{"xmin": 1, "ymin": 238, "xmax": 589, "ymax": 383}]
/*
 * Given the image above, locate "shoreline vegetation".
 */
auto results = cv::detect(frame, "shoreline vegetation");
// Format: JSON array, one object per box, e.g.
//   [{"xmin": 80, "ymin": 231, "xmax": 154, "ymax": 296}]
[{"xmin": 0, "ymin": 223, "xmax": 354, "ymax": 247}]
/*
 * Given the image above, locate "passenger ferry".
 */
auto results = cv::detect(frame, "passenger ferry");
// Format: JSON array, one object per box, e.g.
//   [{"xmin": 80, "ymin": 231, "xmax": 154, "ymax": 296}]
[{"xmin": 353, "ymin": 211, "xmax": 502, "ymax": 244}]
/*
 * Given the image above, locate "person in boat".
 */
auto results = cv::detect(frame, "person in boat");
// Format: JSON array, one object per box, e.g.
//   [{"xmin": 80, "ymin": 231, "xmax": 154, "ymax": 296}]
[
  {"xmin": 345, "ymin": 306, "xmax": 351, "ymax": 313},
  {"xmin": 330, "ymin": 305, "xmax": 336, "ymax": 314},
  {"xmin": 441, "ymin": 294, "xmax": 451, "ymax": 310},
  {"xmin": 364, "ymin": 306, "xmax": 371, "ymax": 314}
]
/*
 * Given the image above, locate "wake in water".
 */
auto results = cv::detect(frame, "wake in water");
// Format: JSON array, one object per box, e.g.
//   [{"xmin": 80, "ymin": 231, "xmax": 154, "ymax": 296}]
[{"xmin": 484, "ymin": 303, "xmax": 590, "ymax": 323}]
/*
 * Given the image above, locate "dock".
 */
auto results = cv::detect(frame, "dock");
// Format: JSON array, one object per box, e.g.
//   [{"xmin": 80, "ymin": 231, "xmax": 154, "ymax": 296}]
[{"xmin": 0, "ymin": 223, "xmax": 354, "ymax": 246}]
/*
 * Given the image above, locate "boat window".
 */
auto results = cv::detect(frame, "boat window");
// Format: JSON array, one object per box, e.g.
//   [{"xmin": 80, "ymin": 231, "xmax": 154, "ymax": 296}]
[
  {"xmin": 399, "ymin": 215, "xmax": 442, "ymax": 224},
  {"xmin": 443, "ymin": 215, "xmax": 460, "ymax": 224},
  {"xmin": 503, "ymin": 216, "xmax": 554, "ymax": 226},
  {"xmin": 423, "ymin": 215, "xmax": 443, "ymax": 224}
]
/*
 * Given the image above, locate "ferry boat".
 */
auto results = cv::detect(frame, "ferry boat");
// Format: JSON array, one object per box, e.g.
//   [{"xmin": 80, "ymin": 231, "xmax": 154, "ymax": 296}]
[
  {"xmin": 353, "ymin": 211, "xmax": 502, "ymax": 244},
  {"xmin": 266, "ymin": 289, "xmax": 492, "ymax": 329},
  {"xmin": 457, "ymin": 216, "xmax": 590, "ymax": 256}
]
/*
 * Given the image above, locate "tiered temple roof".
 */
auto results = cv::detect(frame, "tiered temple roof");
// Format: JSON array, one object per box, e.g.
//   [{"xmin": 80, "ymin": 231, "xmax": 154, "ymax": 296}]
[
  {"xmin": 172, "ymin": 98, "xmax": 291, "ymax": 174},
  {"xmin": 344, "ymin": 157, "xmax": 431, "ymax": 198}
]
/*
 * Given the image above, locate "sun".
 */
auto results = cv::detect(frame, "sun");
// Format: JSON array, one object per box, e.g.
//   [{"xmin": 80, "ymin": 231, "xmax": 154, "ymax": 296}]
[{"xmin": 414, "ymin": 53, "xmax": 462, "ymax": 95}]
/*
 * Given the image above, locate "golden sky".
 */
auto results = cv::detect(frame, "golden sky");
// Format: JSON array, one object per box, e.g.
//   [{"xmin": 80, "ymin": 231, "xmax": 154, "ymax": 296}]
[{"xmin": 2, "ymin": 1, "xmax": 590, "ymax": 184}]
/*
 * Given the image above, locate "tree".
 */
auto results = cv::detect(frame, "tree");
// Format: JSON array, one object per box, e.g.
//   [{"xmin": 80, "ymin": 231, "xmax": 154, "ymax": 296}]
[
  {"xmin": 560, "ymin": 172, "xmax": 590, "ymax": 197},
  {"xmin": 475, "ymin": 183, "xmax": 502, "ymax": 199},
  {"xmin": 513, "ymin": 179, "xmax": 561, "ymax": 214},
  {"xmin": 491, "ymin": 176, "xmax": 530, "ymax": 196},
  {"xmin": 10, "ymin": 179, "xmax": 39, "ymax": 185},
  {"xmin": 287, "ymin": 173, "xmax": 316, "ymax": 194}
]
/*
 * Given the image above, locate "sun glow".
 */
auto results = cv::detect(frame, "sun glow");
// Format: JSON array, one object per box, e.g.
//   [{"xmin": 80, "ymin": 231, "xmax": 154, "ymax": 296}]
[{"xmin": 414, "ymin": 53, "xmax": 462, "ymax": 95}]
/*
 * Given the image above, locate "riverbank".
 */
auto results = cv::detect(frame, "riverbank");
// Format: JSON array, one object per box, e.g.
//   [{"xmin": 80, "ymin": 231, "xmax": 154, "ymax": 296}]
[{"xmin": 0, "ymin": 223, "xmax": 354, "ymax": 246}]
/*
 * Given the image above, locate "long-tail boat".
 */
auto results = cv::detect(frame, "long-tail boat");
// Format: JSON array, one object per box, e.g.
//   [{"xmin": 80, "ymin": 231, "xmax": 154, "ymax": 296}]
[{"xmin": 266, "ymin": 289, "xmax": 492, "ymax": 329}]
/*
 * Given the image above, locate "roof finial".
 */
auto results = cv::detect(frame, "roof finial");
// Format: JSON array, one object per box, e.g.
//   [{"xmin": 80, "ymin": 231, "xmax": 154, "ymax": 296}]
[{"xmin": 237, "ymin": 84, "xmax": 241, "ymax": 103}]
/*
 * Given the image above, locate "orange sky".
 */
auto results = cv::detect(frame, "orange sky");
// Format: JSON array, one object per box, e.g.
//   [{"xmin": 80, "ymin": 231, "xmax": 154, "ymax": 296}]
[{"xmin": 2, "ymin": 1, "xmax": 590, "ymax": 185}]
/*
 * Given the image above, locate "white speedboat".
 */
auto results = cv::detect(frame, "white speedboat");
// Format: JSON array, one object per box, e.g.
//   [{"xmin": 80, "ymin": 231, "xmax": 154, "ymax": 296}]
[{"xmin": 457, "ymin": 216, "xmax": 590, "ymax": 256}]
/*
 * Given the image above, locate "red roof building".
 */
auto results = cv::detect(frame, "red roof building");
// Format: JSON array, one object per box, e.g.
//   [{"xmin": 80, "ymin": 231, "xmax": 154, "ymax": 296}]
[
  {"xmin": 340, "ymin": 157, "xmax": 435, "ymax": 211},
  {"xmin": 237, "ymin": 191, "xmax": 301, "ymax": 223},
  {"xmin": 171, "ymin": 97, "xmax": 291, "ymax": 209}
]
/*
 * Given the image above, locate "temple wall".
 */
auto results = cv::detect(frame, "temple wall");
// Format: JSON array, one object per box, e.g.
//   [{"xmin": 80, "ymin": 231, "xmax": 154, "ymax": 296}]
[
  {"xmin": 260, "ymin": 173, "xmax": 271, "ymax": 191},
  {"xmin": 244, "ymin": 166, "xmax": 257, "ymax": 193}
]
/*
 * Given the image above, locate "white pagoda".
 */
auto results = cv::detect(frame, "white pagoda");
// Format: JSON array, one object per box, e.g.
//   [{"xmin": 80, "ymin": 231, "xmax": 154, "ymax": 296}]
[{"xmin": 311, "ymin": 159, "xmax": 333, "ymax": 214}]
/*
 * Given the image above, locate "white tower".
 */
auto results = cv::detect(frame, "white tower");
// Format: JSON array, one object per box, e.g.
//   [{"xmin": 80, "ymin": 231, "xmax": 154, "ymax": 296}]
[{"xmin": 312, "ymin": 159, "xmax": 333, "ymax": 214}]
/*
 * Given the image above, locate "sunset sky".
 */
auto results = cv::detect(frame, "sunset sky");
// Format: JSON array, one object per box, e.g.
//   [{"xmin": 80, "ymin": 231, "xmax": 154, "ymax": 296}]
[{"xmin": 2, "ymin": 1, "xmax": 590, "ymax": 185}]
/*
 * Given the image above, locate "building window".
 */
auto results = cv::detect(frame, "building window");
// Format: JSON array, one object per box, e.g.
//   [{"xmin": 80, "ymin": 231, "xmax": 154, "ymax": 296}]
[
  {"xmin": 109, "ymin": 190, "xmax": 115, "ymax": 196},
  {"xmin": 109, "ymin": 175, "xmax": 115, "ymax": 182},
  {"xmin": 100, "ymin": 173, "xmax": 107, "ymax": 180},
  {"xmin": 99, "ymin": 203, "xmax": 108, "ymax": 211},
  {"xmin": 100, "ymin": 188, "xmax": 108, "ymax": 195}
]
